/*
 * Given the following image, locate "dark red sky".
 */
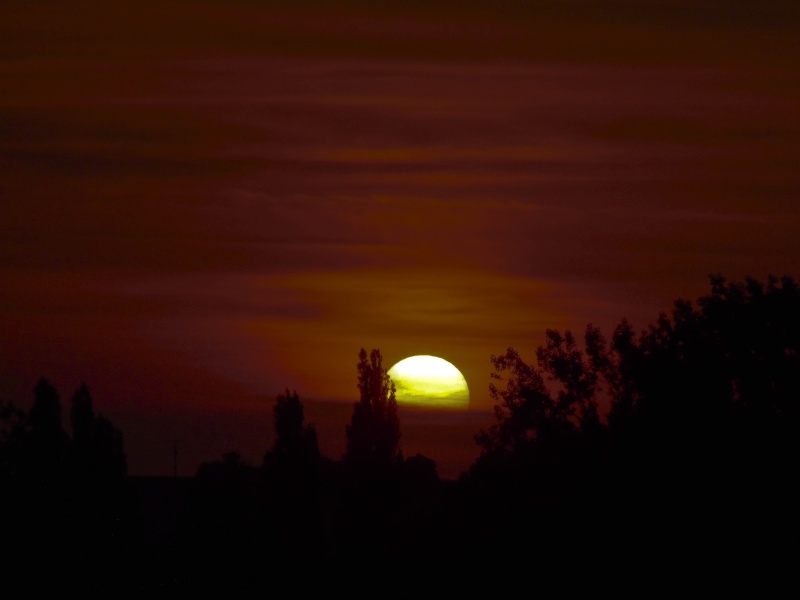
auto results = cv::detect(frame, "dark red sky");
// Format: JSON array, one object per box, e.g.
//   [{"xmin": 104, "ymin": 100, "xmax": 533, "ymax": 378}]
[{"xmin": 2, "ymin": 0, "xmax": 799, "ymax": 478}]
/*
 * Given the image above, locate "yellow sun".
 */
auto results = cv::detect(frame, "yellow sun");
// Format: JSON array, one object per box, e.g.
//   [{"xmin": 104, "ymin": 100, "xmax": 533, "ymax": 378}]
[{"xmin": 387, "ymin": 355, "xmax": 470, "ymax": 409}]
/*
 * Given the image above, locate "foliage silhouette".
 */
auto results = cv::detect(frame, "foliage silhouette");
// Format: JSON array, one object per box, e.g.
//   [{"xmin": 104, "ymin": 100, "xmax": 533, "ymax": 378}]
[
  {"xmin": 69, "ymin": 383, "xmax": 127, "ymax": 482},
  {"xmin": 0, "ymin": 379, "xmax": 127, "ymax": 484},
  {"xmin": 465, "ymin": 274, "xmax": 800, "ymax": 567},
  {"xmin": 23, "ymin": 378, "xmax": 70, "ymax": 482},
  {"xmin": 1, "ymin": 379, "xmax": 134, "ymax": 590},
  {"xmin": 263, "ymin": 387, "xmax": 320, "ymax": 473},
  {"xmin": 474, "ymin": 326, "xmax": 607, "ymax": 469},
  {"xmin": 262, "ymin": 389, "xmax": 327, "ymax": 562},
  {"xmin": 605, "ymin": 275, "xmax": 800, "ymax": 494},
  {"xmin": 344, "ymin": 348, "xmax": 401, "ymax": 468},
  {"xmin": 4, "ymin": 275, "xmax": 797, "ymax": 586},
  {"xmin": 474, "ymin": 274, "xmax": 799, "ymax": 465}
]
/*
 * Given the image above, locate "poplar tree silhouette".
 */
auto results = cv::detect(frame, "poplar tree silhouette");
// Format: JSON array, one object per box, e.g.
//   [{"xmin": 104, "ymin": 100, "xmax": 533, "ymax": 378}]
[{"xmin": 344, "ymin": 348, "xmax": 401, "ymax": 468}]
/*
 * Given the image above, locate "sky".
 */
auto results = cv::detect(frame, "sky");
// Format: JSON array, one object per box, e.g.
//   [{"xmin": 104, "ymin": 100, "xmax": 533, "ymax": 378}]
[{"xmin": 2, "ymin": 0, "xmax": 799, "ymax": 478}]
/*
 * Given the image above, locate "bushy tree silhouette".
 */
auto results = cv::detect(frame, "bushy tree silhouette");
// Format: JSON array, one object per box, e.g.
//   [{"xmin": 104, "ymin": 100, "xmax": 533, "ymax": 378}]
[
  {"xmin": 264, "ymin": 388, "xmax": 320, "ymax": 471},
  {"xmin": 344, "ymin": 348, "xmax": 401, "ymax": 468},
  {"xmin": 466, "ymin": 274, "xmax": 800, "ymax": 568},
  {"xmin": 69, "ymin": 383, "xmax": 127, "ymax": 482},
  {"xmin": 606, "ymin": 275, "xmax": 800, "ymax": 478},
  {"xmin": 474, "ymin": 325, "xmax": 608, "ymax": 464},
  {"xmin": 261, "ymin": 389, "xmax": 326, "ymax": 562},
  {"xmin": 23, "ymin": 378, "xmax": 69, "ymax": 482},
  {"xmin": 1, "ymin": 379, "xmax": 133, "ymax": 589},
  {"xmin": 476, "ymin": 275, "xmax": 800, "ymax": 472}
]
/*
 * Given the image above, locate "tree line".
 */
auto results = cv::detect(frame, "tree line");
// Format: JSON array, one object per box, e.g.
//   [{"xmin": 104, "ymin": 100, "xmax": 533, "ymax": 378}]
[{"xmin": 2, "ymin": 274, "xmax": 798, "ymax": 590}]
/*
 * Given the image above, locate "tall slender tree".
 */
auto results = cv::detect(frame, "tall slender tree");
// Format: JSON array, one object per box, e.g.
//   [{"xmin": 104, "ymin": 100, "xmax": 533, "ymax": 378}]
[{"xmin": 344, "ymin": 348, "xmax": 401, "ymax": 467}]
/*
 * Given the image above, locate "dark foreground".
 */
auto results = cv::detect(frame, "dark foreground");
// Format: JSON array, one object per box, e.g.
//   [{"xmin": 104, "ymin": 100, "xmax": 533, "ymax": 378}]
[{"xmin": 5, "ymin": 457, "xmax": 794, "ymax": 594}]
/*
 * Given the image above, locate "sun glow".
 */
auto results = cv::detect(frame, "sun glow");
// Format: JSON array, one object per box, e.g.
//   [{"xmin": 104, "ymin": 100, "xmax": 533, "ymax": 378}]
[{"xmin": 388, "ymin": 355, "xmax": 470, "ymax": 409}]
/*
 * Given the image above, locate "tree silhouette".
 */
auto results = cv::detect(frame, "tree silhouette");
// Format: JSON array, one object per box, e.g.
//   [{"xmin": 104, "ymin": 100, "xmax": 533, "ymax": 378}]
[
  {"xmin": 22, "ymin": 378, "xmax": 69, "ymax": 482},
  {"xmin": 264, "ymin": 388, "xmax": 320, "ymax": 470},
  {"xmin": 1, "ymin": 380, "xmax": 134, "ymax": 589},
  {"xmin": 255, "ymin": 389, "xmax": 327, "ymax": 564},
  {"xmin": 466, "ymin": 274, "xmax": 800, "ymax": 566},
  {"xmin": 474, "ymin": 325, "xmax": 608, "ymax": 464},
  {"xmin": 344, "ymin": 348, "xmax": 401, "ymax": 468},
  {"xmin": 475, "ymin": 275, "xmax": 800, "ymax": 474},
  {"xmin": 69, "ymin": 383, "xmax": 127, "ymax": 482},
  {"xmin": 606, "ymin": 274, "xmax": 800, "ymax": 478},
  {"xmin": 1, "ymin": 379, "xmax": 128, "ymax": 487}
]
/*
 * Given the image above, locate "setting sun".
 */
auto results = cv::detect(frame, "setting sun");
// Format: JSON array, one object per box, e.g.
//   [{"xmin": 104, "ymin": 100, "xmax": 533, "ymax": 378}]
[{"xmin": 388, "ymin": 355, "xmax": 470, "ymax": 409}]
